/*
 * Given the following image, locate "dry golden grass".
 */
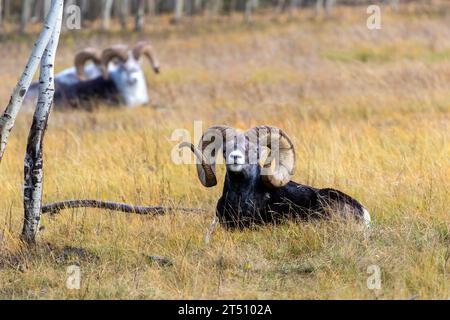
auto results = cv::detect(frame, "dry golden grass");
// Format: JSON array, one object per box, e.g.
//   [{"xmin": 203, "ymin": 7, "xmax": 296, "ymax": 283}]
[{"xmin": 0, "ymin": 5, "xmax": 449, "ymax": 299}]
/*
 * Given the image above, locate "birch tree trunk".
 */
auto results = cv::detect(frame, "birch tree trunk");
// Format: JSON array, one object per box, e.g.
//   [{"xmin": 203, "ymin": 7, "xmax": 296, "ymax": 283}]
[
  {"xmin": 0, "ymin": 0, "xmax": 3, "ymax": 34},
  {"xmin": 22, "ymin": 0, "xmax": 63, "ymax": 244},
  {"xmin": 147, "ymin": 0, "xmax": 156, "ymax": 16},
  {"xmin": 79, "ymin": 0, "xmax": 88, "ymax": 27},
  {"xmin": 228, "ymin": 0, "xmax": 237, "ymax": 14},
  {"xmin": 288, "ymin": 0, "xmax": 302, "ymax": 17},
  {"xmin": 0, "ymin": 0, "xmax": 62, "ymax": 164},
  {"xmin": 390, "ymin": 0, "xmax": 399, "ymax": 12},
  {"xmin": 118, "ymin": 0, "xmax": 128, "ymax": 30},
  {"xmin": 135, "ymin": 0, "xmax": 145, "ymax": 32},
  {"xmin": 206, "ymin": 0, "xmax": 223, "ymax": 17},
  {"xmin": 62, "ymin": 0, "xmax": 75, "ymax": 31},
  {"xmin": 276, "ymin": 0, "xmax": 286, "ymax": 13},
  {"xmin": 101, "ymin": 0, "xmax": 113, "ymax": 30},
  {"xmin": 43, "ymin": 0, "xmax": 51, "ymax": 17},
  {"xmin": 31, "ymin": 0, "xmax": 41, "ymax": 23},
  {"xmin": 325, "ymin": 0, "xmax": 335, "ymax": 16},
  {"xmin": 20, "ymin": 0, "xmax": 33, "ymax": 33},
  {"xmin": 185, "ymin": 0, "xmax": 192, "ymax": 16},
  {"xmin": 244, "ymin": 0, "xmax": 257, "ymax": 24},
  {"xmin": 315, "ymin": 0, "xmax": 324, "ymax": 16},
  {"xmin": 4, "ymin": 0, "xmax": 9, "ymax": 20},
  {"xmin": 173, "ymin": 0, "xmax": 184, "ymax": 24},
  {"xmin": 193, "ymin": 0, "xmax": 202, "ymax": 15}
]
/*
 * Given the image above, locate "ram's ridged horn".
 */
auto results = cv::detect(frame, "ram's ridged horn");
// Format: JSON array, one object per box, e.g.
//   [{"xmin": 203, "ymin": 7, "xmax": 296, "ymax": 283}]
[
  {"xmin": 179, "ymin": 125, "xmax": 236, "ymax": 188},
  {"xmin": 179, "ymin": 142, "xmax": 217, "ymax": 187},
  {"xmin": 74, "ymin": 48, "xmax": 102, "ymax": 80},
  {"xmin": 245, "ymin": 126, "xmax": 295, "ymax": 188},
  {"xmin": 100, "ymin": 45, "xmax": 129, "ymax": 79},
  {"xmin": 133, "ymin": 41, "xmax": 161, "ymax": 74}
]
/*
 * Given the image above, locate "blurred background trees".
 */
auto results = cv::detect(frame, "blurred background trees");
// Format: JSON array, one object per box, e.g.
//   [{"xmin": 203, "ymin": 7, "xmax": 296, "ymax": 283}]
[{"xmin": 0, "ymin": 0, "xmax": 423, "ymax": 36}]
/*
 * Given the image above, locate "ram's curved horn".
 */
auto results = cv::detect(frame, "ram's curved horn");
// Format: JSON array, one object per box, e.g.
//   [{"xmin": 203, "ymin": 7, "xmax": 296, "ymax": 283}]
[
  {"xmin": 179, "ymin": 125, "xmax": 236, "ymax": 187},
  {"xmin": 74, "ymin": 48, "xmax": 102, "ymax": 80},
  {"xmin": 132, "ymin": 41, "xmax": 160, "ymax": 74},
  {"xmin": 245, "ymin": 126, "xmax": 295, "ymax": 188},
  {"xmin": 179, "ymin": 142, "xmax": 217, "ymax": 188},
  {"xmin": 100, "ymin": 45, "xmax": 129, "ymax": 79}
]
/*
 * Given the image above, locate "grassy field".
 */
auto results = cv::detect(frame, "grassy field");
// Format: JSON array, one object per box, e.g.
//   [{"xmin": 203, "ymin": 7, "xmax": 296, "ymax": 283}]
[{"xmin": 0, "ymin": 5, "xmax": 449, "ymax": 299}]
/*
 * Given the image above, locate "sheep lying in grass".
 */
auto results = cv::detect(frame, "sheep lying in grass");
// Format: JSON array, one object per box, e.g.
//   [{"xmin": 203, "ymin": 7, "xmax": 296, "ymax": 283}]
[
  {"xmin": 41, "ymin": 125, "xmax": 370, "ymax": 232},
  {"xmin": 179, "ymin": 125, "xmax": 371, "ymax": 229},
  {"xmin": 25, "ymin": 41, "xmax": 160, "ymax": 109}
]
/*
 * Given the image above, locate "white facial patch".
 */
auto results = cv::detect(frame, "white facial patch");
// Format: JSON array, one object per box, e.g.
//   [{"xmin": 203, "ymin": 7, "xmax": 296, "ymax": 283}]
[
  {"xmin": 109, "ymin": 55, "xmax": 149, "ymax": 107},
  {"xmin": 227, "ymin": 150, "xmax": 245, "ymax": 172}
]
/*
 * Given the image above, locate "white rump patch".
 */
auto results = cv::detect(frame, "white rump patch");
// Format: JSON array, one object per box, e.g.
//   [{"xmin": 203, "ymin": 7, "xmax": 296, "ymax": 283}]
[{"xmin": 362, "ymin": 208, "xmax": 371, "ymax": 228}]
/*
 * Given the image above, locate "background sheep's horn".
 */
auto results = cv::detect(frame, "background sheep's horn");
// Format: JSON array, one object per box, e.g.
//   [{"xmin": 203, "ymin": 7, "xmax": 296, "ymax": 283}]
[
  {"xmin": 246, "ymin": 126, "xmax": 295, "ymax": 188},
  {"xmin": 100, "ymin": 45, "xmax": 129, "ymax": 79},
  {"xmin": 132, "ymin": 41, "xmax": 160, "ymax": 74},
  {"xmin": 74, "ymin": 48, "xmax": 101, "ymax": 80},
  {"xmin": 179, "ymin": 142, "xmax": 217, "ymax": 187}
]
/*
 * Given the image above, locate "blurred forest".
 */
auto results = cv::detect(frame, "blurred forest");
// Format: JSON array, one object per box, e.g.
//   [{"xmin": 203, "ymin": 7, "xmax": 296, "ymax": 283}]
[{"xmin": 0, "ymin": 0, "xmax": 419, "ymax": 35}]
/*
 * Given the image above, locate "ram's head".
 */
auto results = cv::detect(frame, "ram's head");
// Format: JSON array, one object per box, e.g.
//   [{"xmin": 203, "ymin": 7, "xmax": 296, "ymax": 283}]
[
  {"xmin": 74, "ymin": 41, "xmax": 160, "ymax": 107},
  {"xmin": 75, "ymin": 41, "xmax": 160, "ymax": 80},
  {"xmin": 179, "ymin": 125, "xmax": 296, "ymax": 188}
]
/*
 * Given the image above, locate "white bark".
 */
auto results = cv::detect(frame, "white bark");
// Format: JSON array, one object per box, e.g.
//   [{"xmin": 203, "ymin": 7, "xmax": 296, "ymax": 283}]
[
  {"xmin": 135, "ymin": 0, "xmax": 145, "ymax": 32},
  {"xmin": 118, "ymin": 0, "xmax": 129, "ymax": 30},
  {"xmin": 3, "ymin": 0, "xmax": 11, "ymax": 20},
  {"xmin": 20, "ymin": 0, "xmax": 33, "ymax": 33},
  {"xmin": 316, "ymin": 0, "xmax": 334, "ymax": 16},
  {"xmin": 0, "ymin": 0, "xmax": 3, "ymax": 33},
  {"xmin": 22, "ymin": 0, "xmax": 63, "ymax": 244},
  {"xmin": 79, "ymin": 0, "xmax": 89, "ymax": 15},
  {"xmin": 208, "ymin": 0, "xmax": 223, "ymax": 16},
  {"xmin": 244, "ymin": 0, "xmax": 257, "ymax": 24},
  {"xmin": 147, "ymin": 0, "xmax": 156, "ymax": 16},
  {"xmin": 278, "ymin": 0, "xmax": 301, "ymax": 16},
  {"xmin": 62, "ymin": 0, "xmax": 75, "ymax": 31},
  {"xmin": 0, "ymin": 0, "xmax": 62, "ymax": 163},
  {"xmin": 43, "ymin": 0, "xmax": 51, "ymax": 17},
  {"xmin": 31, "ymin": 0, "xmax": 41, "ymax": 23},
  {"xmin": 174, "ymin": 0, "xmax": 184, "ymax": 24},
  {"xmin": 316, "ymin": 0, "xmax": 324, "ymax": 16},
  {"xmin": 4, "ymin": 0, "xmax": 9, "ymax": 19},
  {"xmin": 325, "ymin": 0, "xmax": 335, "ymax": 16},
  {"xmin": 193, "ymin": 0, "xmax": 202, "ymax": 15},
  {"xmin": 101, "ymin": 0, "xmax": 113, "ymax": 30},
  {"xmin": 390, "ymin": 0, "xmax": 399, "ymax": 12},
  {"xmin": 276, "ymin": 0, "xmax": 286, "ymax": 13},
  {"xmin": 289, "ymin": 0, "xmax": 302, "ymax": 15}
]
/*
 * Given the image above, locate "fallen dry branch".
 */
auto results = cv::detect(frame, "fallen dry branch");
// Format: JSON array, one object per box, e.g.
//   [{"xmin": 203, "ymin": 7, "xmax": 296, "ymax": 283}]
[{"xmin": 41, "ymin": 200, "xmax": 206, "ymax": 215}]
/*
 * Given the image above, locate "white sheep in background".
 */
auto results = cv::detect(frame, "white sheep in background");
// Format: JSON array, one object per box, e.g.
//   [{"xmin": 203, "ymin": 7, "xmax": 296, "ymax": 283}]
[{"xmin": 25, "ymin": 41, "xmax": 160, "ymax": 109}]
